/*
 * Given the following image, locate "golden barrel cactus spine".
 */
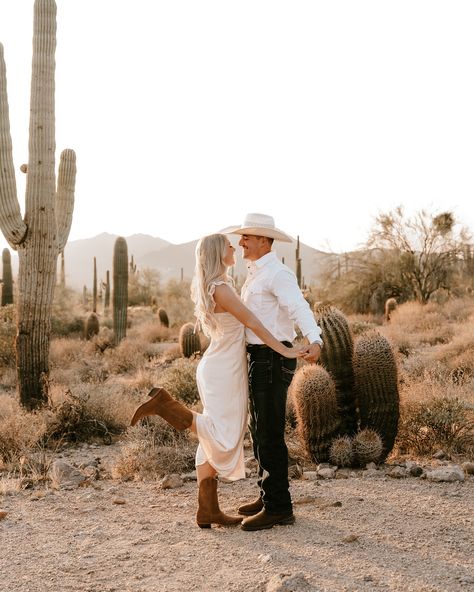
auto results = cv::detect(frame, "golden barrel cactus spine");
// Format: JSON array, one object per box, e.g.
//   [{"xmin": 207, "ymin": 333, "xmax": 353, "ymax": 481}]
[
  {"xmin": 290, "ymin": 365, "xmax": 341, "ymax": 463},
  {"xmin": 353, "ymin": 330, "xmax": 399, "ymax": 459},
  {"xmin": 0, "ymin": 0, "xmax": 76, "ymax": 409},
  {"xmin": 113, "ymin": 237, "xmax": 128, "ymax": 344}
]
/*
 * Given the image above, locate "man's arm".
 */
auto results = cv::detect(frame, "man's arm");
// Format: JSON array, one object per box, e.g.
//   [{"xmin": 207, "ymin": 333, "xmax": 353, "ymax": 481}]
[{"xmin": 271, "ymin": 269, "xmax": 322, "ymax": 363}]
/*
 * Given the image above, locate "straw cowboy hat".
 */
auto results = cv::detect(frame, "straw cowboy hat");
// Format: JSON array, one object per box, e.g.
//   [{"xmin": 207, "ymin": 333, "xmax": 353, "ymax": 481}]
[{"xmin": 222, "ymin": 213, "xmax": 293, "ymax": 243}]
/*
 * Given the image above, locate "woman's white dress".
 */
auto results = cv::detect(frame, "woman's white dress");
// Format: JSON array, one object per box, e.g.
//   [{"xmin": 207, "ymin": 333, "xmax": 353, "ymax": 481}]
[{"xmin": 195, "ymin": 282, "xmax": 248, "ymax": 481}]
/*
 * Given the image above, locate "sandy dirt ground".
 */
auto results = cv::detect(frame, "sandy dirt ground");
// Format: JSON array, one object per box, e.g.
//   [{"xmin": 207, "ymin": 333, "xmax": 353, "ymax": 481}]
[{"xmin": 1, "ymin": 443, "xmax": 473, "ymax": 592}]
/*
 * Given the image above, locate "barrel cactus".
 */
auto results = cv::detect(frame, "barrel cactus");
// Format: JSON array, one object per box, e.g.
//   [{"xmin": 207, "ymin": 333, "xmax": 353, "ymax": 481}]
[
  {"xmin": 314, "ymin": 305, "xmax": 357, "ymax": 436},
  {"xmin": 84, "ymin": 312, "xmax": 100, "ymax": 340},
  {"xmin": 158, "ymin": 307, "xmax": 169, "ymax": 328},
  {"xmin": 0, "ymin": 0, "xmax": 76, "ymax": 408},
  {"xmin": 113, "ymin": 237, "xmax": 128, "ymax": 344},
  {"xmin": 352, "ymin": 428, "xmax": 383, "ymax": 466},
  {"xmin": 353, "ymin": 331, "xmax": 399, "ymax": 459},
  {"xmin": 384, "ymin": 297, "xmax": 397, "ymax": 322},
  {"xmin": 179, "ymin": 322, "xmax": 201, "ymax": 358},
  {"xmin": 1, "ymin": 248, "xmax": 13, "ymax": 306},
  {"xmin": 329, "ymin": 435, "xmax": 354, "ymax": 467},
  {"xmin": 290, "ymin": 365, "xmax": 341, "ymax": 463}
]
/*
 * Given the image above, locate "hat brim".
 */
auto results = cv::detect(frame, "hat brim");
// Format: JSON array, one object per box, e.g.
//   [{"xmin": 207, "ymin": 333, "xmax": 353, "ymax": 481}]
[{"xmin": 222, "ymin": 225, "xmax": 293, "ymax": 243}]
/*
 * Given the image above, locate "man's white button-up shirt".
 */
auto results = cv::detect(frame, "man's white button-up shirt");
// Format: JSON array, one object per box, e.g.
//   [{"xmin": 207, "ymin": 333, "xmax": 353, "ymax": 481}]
[{"xmin": 241, "ymin": 251, "xmax": 323, "ymax": 346}]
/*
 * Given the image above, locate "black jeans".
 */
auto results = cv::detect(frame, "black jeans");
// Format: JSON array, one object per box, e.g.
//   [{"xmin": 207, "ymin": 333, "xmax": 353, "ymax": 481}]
[{"xmin": 247, "ymin": 343, "xmax": 296, "ymax": 514}]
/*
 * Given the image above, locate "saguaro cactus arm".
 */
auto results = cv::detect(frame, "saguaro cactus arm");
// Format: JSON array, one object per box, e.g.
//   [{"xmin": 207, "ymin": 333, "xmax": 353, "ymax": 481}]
[
  {"xmin": 56, "ymin": 148, "xmax": 76, "ymax": 251},
  {"xmin": 0, "ymin": 44, "xmax": 28, "ymax": 248}
]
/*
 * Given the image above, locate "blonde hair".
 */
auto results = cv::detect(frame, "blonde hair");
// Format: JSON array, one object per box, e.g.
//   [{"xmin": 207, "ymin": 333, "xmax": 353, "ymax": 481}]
[{"xmin": 191, "ymin": 233, "xmax": 230, "ymax": 338}]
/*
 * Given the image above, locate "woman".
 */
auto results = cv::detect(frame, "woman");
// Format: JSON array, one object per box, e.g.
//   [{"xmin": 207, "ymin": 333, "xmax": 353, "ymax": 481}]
[{"xmin": 130, "ymin": 234, "xmax": 301, "ymax": 528}]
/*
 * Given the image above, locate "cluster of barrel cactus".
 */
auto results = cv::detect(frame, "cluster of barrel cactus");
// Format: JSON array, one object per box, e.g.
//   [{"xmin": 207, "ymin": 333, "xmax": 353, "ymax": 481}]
[
  {"xmin": 290, "ymin": 305, "xmax": 399, "ymax": 466},
  {"xmin": 329, "ymin": 429, "xmax": 383, "ymax": 467}
]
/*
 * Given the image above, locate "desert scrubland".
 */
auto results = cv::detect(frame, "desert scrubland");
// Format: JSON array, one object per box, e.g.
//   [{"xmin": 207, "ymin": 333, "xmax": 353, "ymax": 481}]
[{"xmin": 1, "ymin": 285, "xmax": 473, "ymax": 592}]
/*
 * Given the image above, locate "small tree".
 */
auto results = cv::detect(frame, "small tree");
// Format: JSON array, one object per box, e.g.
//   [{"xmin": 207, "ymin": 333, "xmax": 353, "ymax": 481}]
[{"xmin": 367, "ymin": 207, "xmax": 469, "ymax": 304}]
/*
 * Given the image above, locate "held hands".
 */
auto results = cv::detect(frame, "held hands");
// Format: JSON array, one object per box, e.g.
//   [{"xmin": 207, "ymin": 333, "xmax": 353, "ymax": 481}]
[
  {"xmin": 300, "ymin": 342, "xmax": 322, "ymax": 364},
  {"xmin": 282, "ymin": 344, "xmax": 307, "ymax": 359}
]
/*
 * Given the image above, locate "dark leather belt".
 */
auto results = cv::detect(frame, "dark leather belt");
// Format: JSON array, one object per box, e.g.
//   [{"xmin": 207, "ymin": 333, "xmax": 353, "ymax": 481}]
[{"xmin": 246, "ymin": 341, "xmax": 292, "ymax": 352}]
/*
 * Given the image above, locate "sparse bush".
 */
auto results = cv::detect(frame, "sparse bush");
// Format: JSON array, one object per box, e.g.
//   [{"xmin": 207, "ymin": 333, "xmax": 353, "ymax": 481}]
[
  {"xmin": 46, "ymin": 389, "xmax": 122, "ymax": 444},
  {"xmin": 396, "ymin": 396, "xmax": 474, "ymax": 456},
  {"xmin": 0, "ymin": 305, "xmax": 16, "ymax": 367},
  {"xmin": 0, "ymin": 396, "xmax": 48, "ymax": 466},
  {"xmin": 112, "ymin": 420, "xmax": 195, "ymax": 480},
  {"xmin": 159, "ymin": 357, "xmax": 200, "ymax": 405}
]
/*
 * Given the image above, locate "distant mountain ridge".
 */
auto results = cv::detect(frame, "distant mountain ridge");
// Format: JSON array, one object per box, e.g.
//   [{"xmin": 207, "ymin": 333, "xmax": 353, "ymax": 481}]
[{"xmin": 6, "ymin": 233, "xmax": 338, "ymax": 291}]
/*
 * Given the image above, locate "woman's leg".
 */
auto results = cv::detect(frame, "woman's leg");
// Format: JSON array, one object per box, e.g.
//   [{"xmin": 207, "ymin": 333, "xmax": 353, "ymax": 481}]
[{"xmin": 196, "ymin": 461, "xmax": 217, "ymax": 484}]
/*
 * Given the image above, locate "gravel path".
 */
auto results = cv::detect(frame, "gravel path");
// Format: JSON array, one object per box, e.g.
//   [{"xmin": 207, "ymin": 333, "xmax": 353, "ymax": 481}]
[{"xmin": 1, "ymin": 445, "xmax": 473, "ymax": 592}]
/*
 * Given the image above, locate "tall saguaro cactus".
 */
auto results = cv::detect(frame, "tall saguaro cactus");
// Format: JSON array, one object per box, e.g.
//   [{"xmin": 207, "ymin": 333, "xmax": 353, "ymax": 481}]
[
  {"xmin": 113, "ymin": 237, "xmax": 128, "ymax": 344},
  {"xmin": 0, "ymin": 0, "xmax": 76, "ymax": 409}
]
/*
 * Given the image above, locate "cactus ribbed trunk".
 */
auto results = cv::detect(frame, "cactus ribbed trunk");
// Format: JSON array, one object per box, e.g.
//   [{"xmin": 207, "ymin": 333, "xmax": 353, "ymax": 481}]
[
  {"xmin": 0, "ymin": 0, "xmax": 76, "ymax": 409},
  {"xmin": 353, "ymin": 331, "xmax": 399, "ymax": 459},
  {"xmin": 113, "ymin": 237, "xmax": 128, "ymax": 344},
  {"xmin": 1, "ymin": 248, "xmax": 13, "ymax": 305},
  {"xmin": 59, "ymin": 250, "xmax": 65, "ymax": 288},
  {"xmin": 104, "ymin": 269, "xmax": 110, "ymax": 312},
  {"xmin": 179, "ymin": 322, "xmax": 201, "ymax": 357},
  {"xmin": 314, "ymin": 305, "xmax": 358, "ymax": 436},
  {"xmin": 92, "ymin": 256, "xmax": 97, "ymax": 313},
  {"xmin": 290, "ymin": 365, "xmax": 341, "ymax": 463}
]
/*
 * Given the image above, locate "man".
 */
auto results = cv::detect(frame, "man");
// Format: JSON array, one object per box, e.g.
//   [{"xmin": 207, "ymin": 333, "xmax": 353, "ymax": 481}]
[{"xmin": 225, "ymin": 213, "xmax": 323, "ymax": 531}]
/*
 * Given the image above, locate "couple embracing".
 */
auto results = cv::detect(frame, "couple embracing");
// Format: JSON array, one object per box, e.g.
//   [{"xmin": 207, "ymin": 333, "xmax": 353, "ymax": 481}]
[{"xmin": 131, "ymin": 213, "xmax": 323, "ymax": 531}]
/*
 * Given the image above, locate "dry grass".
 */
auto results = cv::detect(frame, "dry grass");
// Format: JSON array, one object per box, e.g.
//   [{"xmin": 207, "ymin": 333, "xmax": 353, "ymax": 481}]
[
  {"xmin": 396, "ymin": 396, "xmax": 474, "ymax": 457},
  {"xmin": 1, "ymin": 294, "xmax": 474, "ymax": 482},
  {"xmin": 111, "ymin": 419, "xmax": 195, "ymax": 480}
]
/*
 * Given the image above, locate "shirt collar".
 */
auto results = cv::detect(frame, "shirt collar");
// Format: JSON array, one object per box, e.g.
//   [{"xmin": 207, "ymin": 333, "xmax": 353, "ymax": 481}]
[{"xmin": 247, "ymin": 251, "xmax": 277, "ymax": 271}]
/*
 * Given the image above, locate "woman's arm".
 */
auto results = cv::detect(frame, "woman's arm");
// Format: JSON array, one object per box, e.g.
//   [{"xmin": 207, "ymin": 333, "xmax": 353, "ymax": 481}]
[{"xmin": 213, "ymin": 284, "xmax": 300, "ymax": 358}]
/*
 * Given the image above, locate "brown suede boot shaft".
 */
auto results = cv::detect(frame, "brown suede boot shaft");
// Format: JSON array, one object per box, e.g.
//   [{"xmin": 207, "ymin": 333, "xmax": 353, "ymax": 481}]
[
  {"xmin": 196, "ymin": 477, "xmax": 242, "ymax": 528},
  {"xmin": 130, "ymin": 387, "xmax": 193, "ymax": 430}
]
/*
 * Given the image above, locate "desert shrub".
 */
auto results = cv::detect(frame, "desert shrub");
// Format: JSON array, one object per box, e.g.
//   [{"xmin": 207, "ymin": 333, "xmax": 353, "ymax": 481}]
[
  {"xmin": 46, "ymin": 388, "xmax": 123, "ymax": 444},
  {"xmin": 51, "ymin": 286, "xmax": 86, "ymax": 337},
  {"xmin": 0, "ymin": 396, "xmax": 48, "ymax": 466},
  {"xmin": 112, "ymin": 420, "xmax": 195, "ymax": 480},
  {"xmin": 158, "ymin": 357, "xmax": 200, "ymax": 405},
  {"xmin": 104, "ymin": 337, "xmax": 151, "ymax": 375},
  {"xmin": 0, "ymin": 305, "xmax": 16, "ymax": 367},
  {"xmin": 432, "ymin": 323, "xmax": 474, "ymax": 382},
  {"xmin": 160, "ymin": 279, "xmax": 194, "ymax": 327},
  {"xmin": 385, "ymin": 302, "xmax": 454, "ymax": 348},
  {"xmin": 396, "ymin": 396, "xmax": 474, "ymax": 456},
  {"xmin": 139, "ymin": 321, "xmax": 171, "ymax": 344}
]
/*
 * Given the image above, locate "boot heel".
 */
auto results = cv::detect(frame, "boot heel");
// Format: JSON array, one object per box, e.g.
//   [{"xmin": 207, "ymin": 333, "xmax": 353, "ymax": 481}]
[{"xmin": 198, "ymin": 523, "xmax": 211, "ymax": 529}]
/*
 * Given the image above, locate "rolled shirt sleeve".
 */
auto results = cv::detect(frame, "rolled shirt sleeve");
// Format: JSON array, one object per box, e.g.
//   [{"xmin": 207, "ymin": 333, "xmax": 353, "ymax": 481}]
[{"xmin": 270, "ymin": 268, "xmax": 323, "ymax": 345}]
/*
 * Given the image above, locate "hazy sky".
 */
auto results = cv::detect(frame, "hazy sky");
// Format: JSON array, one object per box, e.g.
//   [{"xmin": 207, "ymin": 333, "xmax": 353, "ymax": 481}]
[{"xmin": 0, "ymin": 0, "xmax": 473, "ymax": 254}]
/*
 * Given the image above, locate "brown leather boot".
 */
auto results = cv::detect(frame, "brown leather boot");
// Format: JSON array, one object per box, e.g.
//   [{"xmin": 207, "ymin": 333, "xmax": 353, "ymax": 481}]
[
  {"xmin": 238, "ymin": 496, "xmax": 264, "ymax": 516},
  {"xmin": 196, "ymin": 477, "xmax": 243, "ymax": 528},
  {"xmin": 130, "ymin": 387, "xmax": 193, "ymax": 430}
]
